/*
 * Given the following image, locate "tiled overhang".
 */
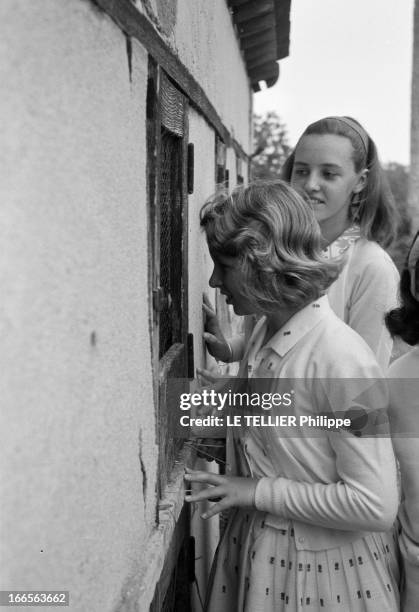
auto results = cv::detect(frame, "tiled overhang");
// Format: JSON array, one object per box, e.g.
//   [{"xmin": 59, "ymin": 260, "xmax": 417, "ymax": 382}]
[{"xmin": 227, "ymin": 0, "xmax": 291, "ymax": 91}]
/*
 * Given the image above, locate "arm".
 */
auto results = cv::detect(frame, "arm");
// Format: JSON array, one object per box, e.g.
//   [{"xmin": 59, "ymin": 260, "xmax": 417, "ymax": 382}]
[
  {"xmin": 397, "ymin": 443, "xmax": 419, "ymax": 612},
  {"xmin": 255, "ymin": 434, "xmax": 398, "ymax": 532},
  {"xmin": 388, "ymin": 373, "xmax": 419, "ymax": 611},
  {"xmin": 184, "ymin": 434, "xmax": 398, "ymax": 529},
  {"xmin": 346, "ymin": 253, "xmax": 399, "ymax": 369},
  {"xmin": 255, "ymin": 375, "xmax": 398, "ymax": 532}
]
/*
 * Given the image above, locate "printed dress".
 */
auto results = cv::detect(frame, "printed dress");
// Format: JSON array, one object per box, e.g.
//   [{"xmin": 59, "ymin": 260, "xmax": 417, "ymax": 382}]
[{"xmin": 205, "ymin": 297, "xmax": 400, "ymax": 612}]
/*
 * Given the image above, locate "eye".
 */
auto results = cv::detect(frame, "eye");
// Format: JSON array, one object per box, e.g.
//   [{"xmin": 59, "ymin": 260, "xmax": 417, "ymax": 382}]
[
  {"xmin": 217, "ymin": 261, "xmax": 230, "ymax": 272},
  {"xmin": 322, "ymin": 170, "xmax": 338, "ymax": 179},
  {"xmin": 292, "ymin": 168, "xmax": 308, "ymax": 177}
]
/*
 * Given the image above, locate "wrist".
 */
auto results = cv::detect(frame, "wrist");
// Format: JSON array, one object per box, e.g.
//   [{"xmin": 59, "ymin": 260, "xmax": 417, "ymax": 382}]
[
  {"xmin": 225, "ymin": 341, "xmax": 233, "ymax": 362},
  {"xmin": 216, "ymin": 341, "xmax": 233, "ymax": 363}
]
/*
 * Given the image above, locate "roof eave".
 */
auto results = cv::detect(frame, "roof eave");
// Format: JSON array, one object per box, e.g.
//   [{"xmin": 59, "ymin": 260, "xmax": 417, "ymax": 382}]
[{"xmin": 227, "ymin": 0, "xmax": 291, "ymax": 92}]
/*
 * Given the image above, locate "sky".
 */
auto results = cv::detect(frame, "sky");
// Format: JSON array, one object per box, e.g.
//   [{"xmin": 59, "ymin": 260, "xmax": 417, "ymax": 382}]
[{"xmin": 253, "ymin": 0, "xmax": 414, "ymax": 165}]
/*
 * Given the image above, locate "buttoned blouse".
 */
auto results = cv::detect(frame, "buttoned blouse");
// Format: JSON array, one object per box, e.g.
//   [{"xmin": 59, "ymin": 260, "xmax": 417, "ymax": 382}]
[{"xmin": 227, "ymin": 296, "xmax": 398, "ymax": 551}]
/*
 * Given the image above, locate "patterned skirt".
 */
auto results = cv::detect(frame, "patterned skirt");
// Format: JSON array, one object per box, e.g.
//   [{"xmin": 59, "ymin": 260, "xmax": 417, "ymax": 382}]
[{"xmin": 205, "ymin": 509, "xmax": 400, "ymax": 612}]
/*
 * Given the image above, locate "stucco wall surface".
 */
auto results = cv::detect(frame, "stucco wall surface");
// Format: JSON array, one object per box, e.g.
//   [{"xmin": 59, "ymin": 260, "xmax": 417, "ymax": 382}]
[
  {"xmin": 187, "ymin": 109, "xmax": 218, "ymax": 371},
  {"xmin": 175, "ymin": 0, "xmax": 251, "ymax": 152},
  {"xmin": 0, "ymin": 2, "xmax": 156, "ymax": 610},
  {"xmin": 136, "ymin": 0, "xmax": 252, "ymax": 152},
  {"xmin": 176, "ymin": 0, "xmax": 252, "ymax": 151}
]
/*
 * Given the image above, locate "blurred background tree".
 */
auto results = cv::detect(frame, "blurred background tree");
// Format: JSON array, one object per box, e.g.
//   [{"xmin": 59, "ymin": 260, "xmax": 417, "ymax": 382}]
[
  {"xmin": 251, "ymin": 111, "xmax": 291, "ymax": 179},
  {"xmin": 384, "ymin": 162, "xmax": 412, "ymax": 270}
]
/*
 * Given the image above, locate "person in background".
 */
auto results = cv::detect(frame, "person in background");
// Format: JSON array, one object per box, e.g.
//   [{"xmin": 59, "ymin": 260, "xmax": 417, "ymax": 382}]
[
  {"xmin": 187, "ymin": 181, "xmax": 399, "ymax": 611},
  {"xmin": 203, "ymin": 116, "xmax": 400, "ymax": 371},
  {"xmin": 385, "ymin": 231, "xmax": 419, "ymax": 612}
]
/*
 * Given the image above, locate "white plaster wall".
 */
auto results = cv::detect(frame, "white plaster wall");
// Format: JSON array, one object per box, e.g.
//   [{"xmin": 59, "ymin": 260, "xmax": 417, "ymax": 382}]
[
  {"xmin": 187, "ymin": 109, "xmax": 252, "ymax": 605},
  {"xmin": 0, "ymin": 2, "xmax": 156, "ymax": 610},
  {"xmin": 175, "ymin": 0, "xmax": 252, "ymax": 151},
  {"xmin": 134, "ymin": 0, "xmax": 252, "ymax": 150},
  {"xmin": 187, "ymin": 113, "xmax": 250, "ymax": 368},
  {"xmin": 187, "ymin": 110, "xmax": 217, "ymax": 371},
  {"xmin": 187, "ymin": 108, "xmax": 219, "ymax": 608}
]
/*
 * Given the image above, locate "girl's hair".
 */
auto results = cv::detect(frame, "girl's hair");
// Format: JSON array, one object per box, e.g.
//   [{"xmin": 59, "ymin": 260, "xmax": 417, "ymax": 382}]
[
  {"xmin": 385, "ymin": 232, "xmax": 419, "ymax": 345},
  {"xmin": 281, "ymin": 116, "xmax": 398, "ymax": 248},
  {"xmin": 200, "ymin": 180, "xmax": 341, "ymax": 313}
]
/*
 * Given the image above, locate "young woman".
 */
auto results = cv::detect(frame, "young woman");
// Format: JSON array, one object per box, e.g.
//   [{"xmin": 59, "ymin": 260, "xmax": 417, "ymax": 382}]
[
  {"xmin": 187, "ymin": 181, "xmax": 399, "ymax": 611},
  {"xmin": 203, "ymin": 117, "xmax": 399, "ymax": 371},
  {"xmin": 386, "ymin": 231, "xmax": 419, "ymax": 612}
]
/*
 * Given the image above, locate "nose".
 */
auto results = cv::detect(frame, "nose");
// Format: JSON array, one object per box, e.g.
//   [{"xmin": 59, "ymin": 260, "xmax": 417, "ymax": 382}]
[
  {"xmin": 209, "ymin": 266, "xmax": 222, "ymax": 289},
  {"xmin": 304, "ymin": 171, "xmax": 320, "ymax": 192}
]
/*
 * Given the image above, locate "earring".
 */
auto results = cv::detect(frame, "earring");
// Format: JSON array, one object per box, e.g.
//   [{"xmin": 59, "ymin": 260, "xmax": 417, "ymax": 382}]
[{"xmin": 350, "ymin": 193, "xmax": 361, "ymax": 222}]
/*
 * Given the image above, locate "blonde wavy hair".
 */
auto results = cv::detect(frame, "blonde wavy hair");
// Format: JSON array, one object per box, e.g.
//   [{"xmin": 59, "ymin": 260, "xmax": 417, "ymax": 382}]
[{"xmin": 200, "ymin": 180, "xmax": 342, "ymax": 313}]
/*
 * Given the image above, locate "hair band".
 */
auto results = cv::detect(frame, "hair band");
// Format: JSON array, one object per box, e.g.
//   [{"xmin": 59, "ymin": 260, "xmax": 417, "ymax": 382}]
[{"xmin": 326, "ymin": 116, "xmax": 369, "ymax": 156}]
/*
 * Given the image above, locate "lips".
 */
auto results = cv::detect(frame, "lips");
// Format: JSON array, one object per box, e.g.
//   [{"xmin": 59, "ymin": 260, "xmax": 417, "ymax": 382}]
[{"xmin": 306, "ymin": 197, "xmax": 325, "ymax": 206}]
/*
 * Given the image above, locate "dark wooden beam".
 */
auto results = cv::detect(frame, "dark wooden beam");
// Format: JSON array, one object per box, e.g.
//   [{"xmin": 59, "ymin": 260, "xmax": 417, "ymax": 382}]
[
  {"xmin": 234, "ymin": 0, "xmax": 274, "ymax": 24},
  {"xmin": 241, "ymin": 29, "xmax": 276, "ymax": 50},
  {"xmin": 248, "ymin": 61, "xmax": 279, "ymax": 85},
  {"xmin": 91, "ymin": 0, "xmax": 249, "ymax": 160},
  {"xmin": 237, "ymin": 13, "xmax": 273, "ymax": 36}
]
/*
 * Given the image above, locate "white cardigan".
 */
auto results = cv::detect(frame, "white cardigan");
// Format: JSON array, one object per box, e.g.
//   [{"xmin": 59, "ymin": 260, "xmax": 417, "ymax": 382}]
[
  {"xmin": 327, "ymin": 238, "xmax": 399, "ymax": 370},
  {"xmin": 226, "ymin": 297, "xmax": 398, "ymax": 551}
]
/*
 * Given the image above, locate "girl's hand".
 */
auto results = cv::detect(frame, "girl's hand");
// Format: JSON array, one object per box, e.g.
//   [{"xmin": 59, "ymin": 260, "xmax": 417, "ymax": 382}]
[
  {"xmin": 196, "ymin": 368, "xmax": 221, "ymax": 387},
  {"xmin": 184, "ymin": 467, "xmax": 257, "ymax": 519},
  {"xmin": 203, "ymin": 293, "xmax": 232, "ymax": 362}
]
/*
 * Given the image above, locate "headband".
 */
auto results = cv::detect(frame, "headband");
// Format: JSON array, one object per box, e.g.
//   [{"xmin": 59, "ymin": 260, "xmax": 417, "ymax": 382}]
[
  {"xmin": 407, "ymin": 231, "xmax": 419, "ymax": 300},
  {"xmin": 326, "ymin": 116, "xmax": 369, "ymax": 156}
]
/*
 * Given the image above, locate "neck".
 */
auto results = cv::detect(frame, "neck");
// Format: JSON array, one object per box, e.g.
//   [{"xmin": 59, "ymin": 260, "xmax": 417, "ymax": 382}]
[
  {"xmin": 264, "ymin": 307, "xmax": 299, "ymax": 343},
  {"xmin": 319, "ymin": 216, "xmax": 352, "ymax": 247}
]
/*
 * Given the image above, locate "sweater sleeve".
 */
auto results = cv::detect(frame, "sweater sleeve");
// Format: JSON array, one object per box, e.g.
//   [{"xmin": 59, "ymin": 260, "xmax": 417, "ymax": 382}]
[
  {"xmin": 255, "ymin": 434, "xmax": 398, "ymax": 532},
  {"xmin": 255, "ymin": 376, "xmax": 398, "ymax": 532},
  {"xmin": 346, "ymin": 250, "xmax": 399, "ymax": 370}
]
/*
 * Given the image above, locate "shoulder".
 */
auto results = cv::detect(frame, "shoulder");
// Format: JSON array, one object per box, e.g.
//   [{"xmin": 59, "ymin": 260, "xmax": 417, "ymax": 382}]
[
  {"xmin": 388, "ymin": 347, "xmax": 419, "ymax": 378},
  {"xmin": 310, "ymin": 307, "xmax": 382, "ymax": 376},
  {"xmin": 387, "ymin": 349, "xmax": 419, "ymax": 432},
  {"xmin": 350, "ymin": 239, "xmax": 398, "ymax": 275},
  {"xmin": 344, "ymin": 239, "xmax": 399, "ymax": 299}
]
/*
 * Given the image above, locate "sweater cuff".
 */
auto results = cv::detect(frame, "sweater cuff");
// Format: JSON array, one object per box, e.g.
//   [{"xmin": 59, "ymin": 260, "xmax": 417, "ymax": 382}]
[{"xmin": 255, "ymin": 477, "xmax": 288, "ymax": 516}]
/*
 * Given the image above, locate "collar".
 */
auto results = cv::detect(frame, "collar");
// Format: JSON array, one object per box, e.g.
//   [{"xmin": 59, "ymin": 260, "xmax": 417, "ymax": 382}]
[
  {"xmin": 323, "ymin": 224, "xmax": 361, "ymax": 259},
  {"xmin": 249, "ymin": 295, "xmax": 331, "ymax": 359}
]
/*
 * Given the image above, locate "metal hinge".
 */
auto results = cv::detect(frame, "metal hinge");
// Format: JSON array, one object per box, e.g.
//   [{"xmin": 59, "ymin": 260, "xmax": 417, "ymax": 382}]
[
  {"xmin": 187, "ymin": 333, "xmax": 194, "ymax": 379},
  {"xmin": 187, "ymin": 143, "xmax": 194, "ymax": 194}
]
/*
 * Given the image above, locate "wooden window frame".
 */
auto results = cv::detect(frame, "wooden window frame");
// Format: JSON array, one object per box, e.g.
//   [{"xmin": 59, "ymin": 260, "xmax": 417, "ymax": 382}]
[{"xmin": 147, "ymin": 63, "xmax": 190, "ymax": 497}]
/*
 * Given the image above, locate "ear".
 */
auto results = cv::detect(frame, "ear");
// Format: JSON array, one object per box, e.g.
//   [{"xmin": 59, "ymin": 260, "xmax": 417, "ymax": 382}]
[{"xmin": 352, "ymin": 169, "xmax": 368, "ymax": 194}]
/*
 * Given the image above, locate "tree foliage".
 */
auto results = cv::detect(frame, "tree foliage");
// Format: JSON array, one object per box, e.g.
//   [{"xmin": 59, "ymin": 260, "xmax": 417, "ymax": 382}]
[
  {"xmin": 384, "ymin": 162, "xmax": 412, "ymax": 270},
  {"xmin": 251, "ymin": 111, "xmax": 291, "ymax": 180}
]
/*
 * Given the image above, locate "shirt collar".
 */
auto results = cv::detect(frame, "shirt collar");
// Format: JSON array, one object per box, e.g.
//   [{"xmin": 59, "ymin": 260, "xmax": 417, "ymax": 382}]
[
  {"xmin": 323, "ymin": 224, "xmax": 361, "ymax": 259},
  {"xmin": 259, "ymin": 295, "xmax": 331, "ymax": 358}
]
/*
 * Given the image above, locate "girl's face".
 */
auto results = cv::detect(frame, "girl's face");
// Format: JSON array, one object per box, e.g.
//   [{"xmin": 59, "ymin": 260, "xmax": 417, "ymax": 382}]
[
  {"xmin": 290, "ymin": 134, "xmax": 367, "ymax": 233},
  {"xmin": 208, "ymin": 251, "xmax": 256, "ymax": 316}
]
